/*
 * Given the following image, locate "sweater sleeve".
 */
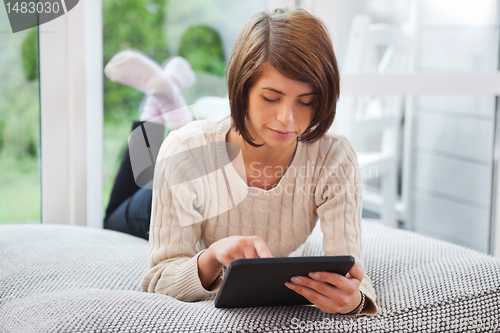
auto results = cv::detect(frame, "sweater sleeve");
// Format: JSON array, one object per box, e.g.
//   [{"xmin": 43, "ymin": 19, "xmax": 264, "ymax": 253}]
[
  {"xmin": 140, "ymin": 130, "xmax": 224, "ymax": 301},
  {"xmin": 314, "ymin": 136, "xmax": 379, "ymax": 316}
]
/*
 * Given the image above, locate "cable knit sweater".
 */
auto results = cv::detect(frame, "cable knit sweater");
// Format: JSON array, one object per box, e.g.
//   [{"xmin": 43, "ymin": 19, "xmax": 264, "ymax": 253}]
[{"xmin": 140, "ymin": 114, "xmax": 378, "ymax": 316}]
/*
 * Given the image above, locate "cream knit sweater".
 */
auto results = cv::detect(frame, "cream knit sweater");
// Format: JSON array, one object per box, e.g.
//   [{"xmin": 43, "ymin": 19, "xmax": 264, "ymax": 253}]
[{"xmin": 141, "ymin": 114, "xmax": 378, "ymax": 316}]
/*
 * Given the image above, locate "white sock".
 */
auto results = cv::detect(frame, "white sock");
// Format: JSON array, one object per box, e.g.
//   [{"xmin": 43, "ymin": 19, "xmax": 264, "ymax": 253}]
[
  {"xmin": 140, "ymin": 94, "xmax": 193, "ymax": 129},
  {"xmin": 153, "ymin": 57, "xmax": 196, "ymax": 129},
  {"xmin": 150, "ymin": 56, "xmax": 196, "ymax": 103},
  {"xmin": 104, "ymin": 50, "xmax": 177, "ymax": 98},
  {"xmin": 160, "ymin": 94, "xmax": 194, "ymax": 130},
  {"xmin": 164, "ymin": 56, "xmax": 197, "ymax": 90},
  {"xmin": 106, "ymin": 50, "xmax": 196, "ymax": 128},
  {"xmin": 139, "ymin": 95, "xmax": 164, "ymax": 125}
]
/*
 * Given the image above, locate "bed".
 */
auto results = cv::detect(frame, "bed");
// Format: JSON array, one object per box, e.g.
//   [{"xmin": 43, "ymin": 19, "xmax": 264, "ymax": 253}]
[{"xmin": 1, "ymin": 220, "xmax": 499, "ymax": 332}]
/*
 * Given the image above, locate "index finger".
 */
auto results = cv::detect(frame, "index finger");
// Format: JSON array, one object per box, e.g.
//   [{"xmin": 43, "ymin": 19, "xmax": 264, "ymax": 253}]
[
  {"xmin": 347, "ymin": 263, "xmax": 364, "ymax": 282},
  {"xmin": 253, "ymin": 237, "xmax": 274, "ymax": 258}
]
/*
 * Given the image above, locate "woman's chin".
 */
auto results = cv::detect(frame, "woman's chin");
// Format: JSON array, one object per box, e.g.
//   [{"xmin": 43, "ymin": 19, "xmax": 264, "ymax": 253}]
[{"xmin": 264, "ymin": 133, "xmax": 297, "ymax": 149}]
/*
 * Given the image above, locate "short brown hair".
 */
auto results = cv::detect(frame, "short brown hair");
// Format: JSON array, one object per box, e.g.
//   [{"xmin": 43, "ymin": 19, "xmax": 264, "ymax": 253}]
[{"xmin": 226, "ymin": 7, "xmax": 340, "ymax": 147}]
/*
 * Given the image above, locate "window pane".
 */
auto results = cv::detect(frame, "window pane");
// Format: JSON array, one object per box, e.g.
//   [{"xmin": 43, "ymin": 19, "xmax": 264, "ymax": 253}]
[
  {"xmin": 334, "ymin": 92, "xmax": 495, "ymax": 254},
  {"xmin": 101, "ymin": 0, "xmax": 268, "ymax": 214},
  {"xmin": 330, "ymin": 0, "xmax": 499, "ymax": 254},
  {"xmin": 166, "ymin": 0, "xmax": 267, "ymax": 105},
  {"xmin": 335, "ymin": 0, "xmax": 499, "ymax": 73},
  {"xmin": 0, "ymin": 23, "xmax": 41, "ymax": 224}
]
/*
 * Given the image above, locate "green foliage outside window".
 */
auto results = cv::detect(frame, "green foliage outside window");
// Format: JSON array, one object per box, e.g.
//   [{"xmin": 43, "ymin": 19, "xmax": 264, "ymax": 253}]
[
  {"xmin": 103, "ymin": 0, "xmax": 170, "ymax": 119},
  {"xmin": 19, "ymin": 0, "xmax": 228, "ymax": 119},
  {"xmin": 21, "ymin": 28, "xmax": 37, "ymax": 82},
  {"xmin": 11, "ymin": 0, "xmax": 229, "ymax": 220},
  {"xmin": 179, "ymin": 25, "xmax": 226, "ymax": 77}
]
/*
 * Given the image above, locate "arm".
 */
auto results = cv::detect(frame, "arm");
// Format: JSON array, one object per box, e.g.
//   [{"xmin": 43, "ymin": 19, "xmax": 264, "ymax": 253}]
[
  {"xmin": 314, "ymin": 136, "xmax": 378, "ymax": 316},
  {"xmin": 140, "ymin": 131, "xmax": 224, "ymax": 301}
]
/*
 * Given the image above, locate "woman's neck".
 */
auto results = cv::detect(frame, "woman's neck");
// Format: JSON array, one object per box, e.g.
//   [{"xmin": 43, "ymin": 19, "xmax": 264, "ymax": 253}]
[{"xmin": 226, "ymin": 126, "xmax": 297, "ymax": 169}]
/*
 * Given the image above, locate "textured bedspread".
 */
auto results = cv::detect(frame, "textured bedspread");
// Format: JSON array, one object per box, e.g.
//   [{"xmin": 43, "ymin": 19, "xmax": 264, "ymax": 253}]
[{"xmin": 1, "ymin": 220, "xmax": 499, "ymax": 332}]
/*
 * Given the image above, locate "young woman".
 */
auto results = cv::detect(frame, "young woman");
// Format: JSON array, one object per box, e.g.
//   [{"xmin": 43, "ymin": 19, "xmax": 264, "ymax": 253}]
[{"xmin": 107, "ymin": 7, "xmax": 378, "ymax": 316}]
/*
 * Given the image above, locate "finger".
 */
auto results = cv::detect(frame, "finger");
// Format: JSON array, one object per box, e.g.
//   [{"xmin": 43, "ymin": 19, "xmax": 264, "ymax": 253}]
[
  {"xmin": 223, "ymin": 247, "xmax": 245, "ymax": 267},
  {"xmin": 285, "ymin": 282, "xmax": 336, "ymax": 311},
  {"xmin": 252, "ymin": 236, "xmax": 274, "ymax": 258},
  {"xmin": 223, "ymin": 253, "xmax": 239, "ymax": 268},
  {"xmin": 308, "ymin": 272, "xmax": 358, "ymax": 294},
  {"xmin": 292, "ymin": 275, "xmax": 337, "ymax": 298},
  {"xmin": 243, "ymin": 244, "xmax": 259, "ymax": 259},
  {"xmin": 347, "ymin": 263, "xmax": 364, "ymax": 282}
]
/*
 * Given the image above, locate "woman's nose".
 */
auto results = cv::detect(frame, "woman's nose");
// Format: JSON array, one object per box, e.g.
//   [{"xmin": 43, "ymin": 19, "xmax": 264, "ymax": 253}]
[{"xmin": 276, "ymin": 104, "xmax": 294, "ymax": 125}]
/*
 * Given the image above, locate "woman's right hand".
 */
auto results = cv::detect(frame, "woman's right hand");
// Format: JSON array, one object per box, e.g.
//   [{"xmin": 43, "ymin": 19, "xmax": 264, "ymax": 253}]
[
  {"xmin": 209, "ymin": 235, "xmax": 274, "ymax": 268},
  {"xmin": 198, "ymin": 235, "xmax": 273, "ymax": 290}
]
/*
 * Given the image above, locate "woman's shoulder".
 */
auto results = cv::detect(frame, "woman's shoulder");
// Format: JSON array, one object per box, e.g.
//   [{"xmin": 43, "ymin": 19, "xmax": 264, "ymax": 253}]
[
  {"xmin": 302, "ymin": 131, "xmax": 357, "ymax": 168},
  {"xmin": 160, "ymin": 115, "xmax": 230, "ymax": 153},
  {"xmin": 154, "ymin": 116, "xmax": 232, "ymax": 186},
  {"xmin": 169, "ymin": 115, "xmax": 230, "ymax": 140}
]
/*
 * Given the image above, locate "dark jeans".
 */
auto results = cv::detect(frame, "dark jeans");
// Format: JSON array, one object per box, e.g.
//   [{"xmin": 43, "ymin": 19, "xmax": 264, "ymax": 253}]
[{"xmin": 104, "ymin": 120, "xmax": 165, "ymax": 241}]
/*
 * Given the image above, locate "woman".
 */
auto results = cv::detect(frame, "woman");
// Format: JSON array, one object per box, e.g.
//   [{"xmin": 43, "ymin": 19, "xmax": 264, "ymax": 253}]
[{"xmin": 108, "ymin": 7, "xmax": 378, "ymax": 316}]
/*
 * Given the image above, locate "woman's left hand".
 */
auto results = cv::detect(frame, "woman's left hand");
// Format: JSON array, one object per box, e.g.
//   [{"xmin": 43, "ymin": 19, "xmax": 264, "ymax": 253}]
[{"xmin": 284, "ymin": 262, "xmax": 364, "ymax": 314}]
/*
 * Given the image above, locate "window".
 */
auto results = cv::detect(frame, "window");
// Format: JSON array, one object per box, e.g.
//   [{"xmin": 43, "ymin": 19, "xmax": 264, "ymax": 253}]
[
  {"xmin": 0, "ymin": 22, "xmax": 41, "ymax": 224},
  {"xmin": 314, "ymin": 0, "xmax": 500, "ymax": 254},
  {"xmin": 101, "ymin": 0, "xmax": 268, "ymax": 214}
]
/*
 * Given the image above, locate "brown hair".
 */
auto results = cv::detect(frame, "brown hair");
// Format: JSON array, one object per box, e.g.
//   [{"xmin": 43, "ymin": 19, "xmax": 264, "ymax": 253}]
[{"xmin": 225, "ymin": 7, "xmax": 340, "ymax": 147}]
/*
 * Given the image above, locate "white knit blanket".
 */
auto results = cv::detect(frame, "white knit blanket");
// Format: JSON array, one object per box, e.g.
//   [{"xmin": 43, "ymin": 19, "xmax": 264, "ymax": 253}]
[{"xmin": 1, "ymin": 220, "xmax": 499, "ymax": 333}]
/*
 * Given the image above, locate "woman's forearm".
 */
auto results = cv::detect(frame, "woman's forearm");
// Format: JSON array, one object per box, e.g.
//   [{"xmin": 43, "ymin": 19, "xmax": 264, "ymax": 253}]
[{"xmin": 197, "ymin": 247, "xmax": 224, "ymax": 290}]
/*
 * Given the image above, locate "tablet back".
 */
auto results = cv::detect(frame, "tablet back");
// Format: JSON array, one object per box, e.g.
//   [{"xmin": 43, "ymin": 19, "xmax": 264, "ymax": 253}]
[{"xmin": 214, "ymin": 256, "xmax": 355, "ymax": 308}]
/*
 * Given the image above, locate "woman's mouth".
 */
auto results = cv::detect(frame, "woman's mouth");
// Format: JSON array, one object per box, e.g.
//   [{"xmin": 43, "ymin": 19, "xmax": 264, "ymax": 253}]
[{"xmin": 270, "ymin": 128, "xmax": 294, "ymax": 139}]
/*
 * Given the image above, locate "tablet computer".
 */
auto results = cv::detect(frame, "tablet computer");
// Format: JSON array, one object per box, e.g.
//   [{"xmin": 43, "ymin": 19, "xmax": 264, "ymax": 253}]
[{"xmin": 214, "ymin": 255, "xmax": 355, "ymax": 308}]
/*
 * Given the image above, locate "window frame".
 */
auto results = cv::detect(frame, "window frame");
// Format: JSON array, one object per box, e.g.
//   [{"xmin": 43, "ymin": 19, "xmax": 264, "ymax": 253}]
[{"xmin": 39, "ymin": 0, "xmax": 103, "ymax": 228}]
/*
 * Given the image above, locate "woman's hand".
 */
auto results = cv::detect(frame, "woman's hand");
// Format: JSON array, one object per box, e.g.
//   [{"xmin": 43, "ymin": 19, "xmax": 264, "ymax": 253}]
[
  {"xmin": 209, "ymin": 235, "xmax": 274, "ymax": 267},
  {"xmin": 198, "ymin": 236, "xmax": 273, "ymax": 289},
  {"xmin": 284, "ymin": 263, "xmax": 364, "ymax": 314}
]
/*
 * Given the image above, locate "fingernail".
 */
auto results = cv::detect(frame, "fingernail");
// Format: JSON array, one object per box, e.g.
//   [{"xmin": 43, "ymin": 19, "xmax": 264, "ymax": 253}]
[
  {"xmin": 309, "ymin": 272, "xmax": 320, "ymax": 279},
  {"xmin": 285, "ymin": 282, "xmax": 295, "ymax": 289},
  {"xmin": 291, "ymin": 276, "xmax": 302, "ymax": 283}
]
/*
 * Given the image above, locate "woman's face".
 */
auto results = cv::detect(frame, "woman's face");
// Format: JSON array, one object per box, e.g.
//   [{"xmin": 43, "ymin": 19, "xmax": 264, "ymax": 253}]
[{"xmin": 245, "ymin": 64, "xmax": 315, "ymax": 151}]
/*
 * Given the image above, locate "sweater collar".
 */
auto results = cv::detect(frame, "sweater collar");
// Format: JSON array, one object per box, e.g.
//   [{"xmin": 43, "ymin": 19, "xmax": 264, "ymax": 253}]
[{"xmin": 214, "ymin": 115, "xmax": 305, "ymax": 198}]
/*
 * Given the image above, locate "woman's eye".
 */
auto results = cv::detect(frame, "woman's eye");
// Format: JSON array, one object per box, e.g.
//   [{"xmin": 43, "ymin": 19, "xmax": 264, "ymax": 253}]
[
  {"xmin": 262, "ymin": 96, "xmax": 279, "ymax": 103},
  {"xmin": 299, "ymin": 101, "xmax": 312, "ymax": 106}
]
